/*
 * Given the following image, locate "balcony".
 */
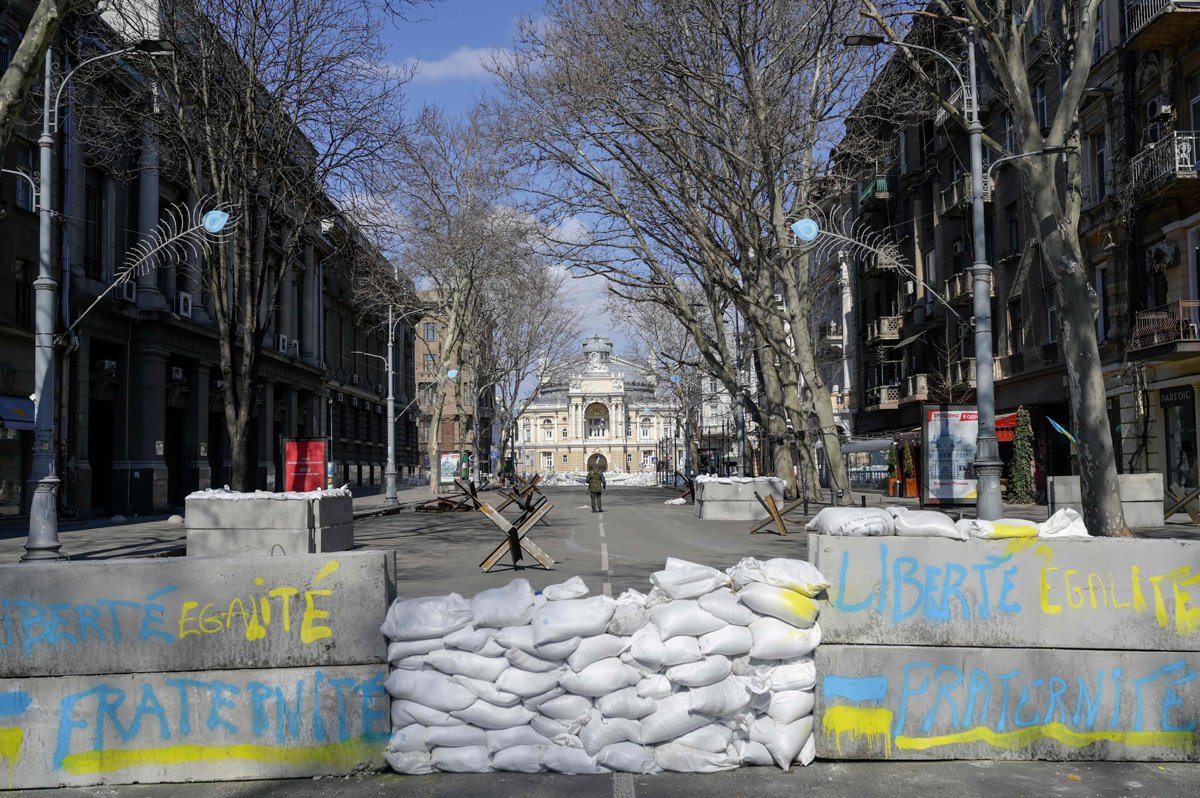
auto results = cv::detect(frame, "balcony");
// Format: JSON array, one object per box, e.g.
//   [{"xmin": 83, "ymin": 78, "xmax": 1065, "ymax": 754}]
[
  {"xmin": 866, "ymin": 315, "xmax": 902, "ymax": 344},
  {"xmin": 934, "ymin": 84, "xmax": 993, "ymax": 127},
  {"xmin": 945, "ymin": 270, "xmax": 993, "ymax": 305},
  {"xmin": 901, "ymin": 373, "xmax": 929, "ymax": 403},
  {"xmin": 937, "ymin": 173, "xmax": 991, "ymax": 217},
  {"xmin": 950, "ymin": 358, "xmax": 1003, "ymax": 387},
  {"xmin": 859, "ymin": 175, "xmax": 896, "ymax": 209},
  {"xmin": 866, "ymin": 384, "xmax": 900, "ymax": 410},
  {"xmin": 1125, "ymin": 0, "xmax": 1200, "ymax": 49},
  {"xmin": 1128, "ymin": 132, "xmax": 1198, "ymax": 199},
  {"xmin": 830, "ymin": 390, "xmax": 853, "ymax": 413},
  {"xmin": 1130, "ymin": 300, "xmax": 1200, "ymax": 358}
]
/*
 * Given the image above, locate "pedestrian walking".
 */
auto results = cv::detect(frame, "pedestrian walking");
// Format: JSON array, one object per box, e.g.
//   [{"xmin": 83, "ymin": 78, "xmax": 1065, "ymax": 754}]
[{"xmin": 587, "ymin": 464, "xmax": 606, "ymax": 513}]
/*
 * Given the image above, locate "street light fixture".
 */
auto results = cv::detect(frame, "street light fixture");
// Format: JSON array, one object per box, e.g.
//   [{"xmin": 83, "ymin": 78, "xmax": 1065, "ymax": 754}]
[
  {"xmin": 844, "ymin": 27, "xmax": 1005, "ymax": 520},
  {"xmin": 24, "ymin": 39, "xmax": 174, "ymax": 562}
]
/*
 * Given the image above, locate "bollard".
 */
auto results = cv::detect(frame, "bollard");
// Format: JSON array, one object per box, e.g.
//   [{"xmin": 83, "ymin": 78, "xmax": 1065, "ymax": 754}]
[
  {"xmin": 861, "ymin": 495, "xmax": 867, "ymax": 508},
  {"xmin": 803, "ymin": 499, "xmax": 809, "ymax": 515}
]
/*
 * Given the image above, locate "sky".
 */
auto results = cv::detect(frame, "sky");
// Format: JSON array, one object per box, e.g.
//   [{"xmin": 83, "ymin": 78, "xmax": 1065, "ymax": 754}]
[{"xmin": 381, "ymin": 0, "xmax": 630, "ymax": 356}]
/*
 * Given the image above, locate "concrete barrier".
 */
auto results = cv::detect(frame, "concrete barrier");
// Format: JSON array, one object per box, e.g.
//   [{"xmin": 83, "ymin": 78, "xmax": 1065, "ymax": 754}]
[
  {"xmin": 816, "ymin": 645, "xmax": 1200, "ymax": 761},
  {"xmin": 186, "ymin": 490, "xmax": 354, "ymax": 556},
  {"xmin": 0, "ymin": 663, "xmax": 388, "ymax": 788},
  {"xmin": 1048, "ymin": 473, "xmax": 1165, "ymax": 527},
  {"xmin": 695, "ymin": 476, "xmax": 785, "ymax": 521}
]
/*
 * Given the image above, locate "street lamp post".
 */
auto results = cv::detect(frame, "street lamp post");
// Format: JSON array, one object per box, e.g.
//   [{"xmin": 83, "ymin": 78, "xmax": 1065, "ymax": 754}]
[
  {"xmin": 844, "ymin": 27, "xmax": 1003, "ymax": 519},
  {"xmin": 23, "ymin": 39, "xmax": 173, "ymax": 562}
]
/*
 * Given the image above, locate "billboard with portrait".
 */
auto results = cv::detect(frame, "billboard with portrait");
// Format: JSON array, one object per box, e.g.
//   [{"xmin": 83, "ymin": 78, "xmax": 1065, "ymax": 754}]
[{"xmin": 922, "ymin": 405, "xmax": 978, "ymax": 506}]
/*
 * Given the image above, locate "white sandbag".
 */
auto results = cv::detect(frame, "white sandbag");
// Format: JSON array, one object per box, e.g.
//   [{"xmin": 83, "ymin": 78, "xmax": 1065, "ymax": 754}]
[
  {"xmin": 674, "ymin": 724, "xmax": 734, "ymax": 753},
  {"xmin": 385, "ymin": 750, "xmax": 434, "ymax": 774},
  {"xmin": 750, "ymin": 715, "xmax": 813, "ymax": 771},
  {"xmin": 425, "ymin": 725, "xmax": 488, "ymax": 748},
  {"xmin": 649, "ymin": 600, "xmax": 726, "ymax": 639},
  {"xmin": 542, "ymin": 574, "xmax": 590, "ymax": 600},
  {"xmin": 486, "ymin": 726, "xmax": 552, "ymax": 753},
  {"xmin": 887, "ymin": 507, "xmax": 967, "ymax": 540},
  {"xmin": 596, "ymin": 687, "xmax": 657, "ymax": 720},
  {"xmin": 540, "ymin": 745, "xmax": 609, "ymax": 774},
  {"xmin": 391, "ymin": 654, "xmax": 429, "ymax": 671},
  {"xmin": 424, "ymin": 649, "xmax": 509, "ymax": 682},
  {"xmin": 595, "ymin": 742, "xmax": 663, "ymax": 774},
  {"xmin": 538, "ymin": 694, "xmax": 593, "ymax": 723},
  {"xmin": 686, "ymin": 676, "xmax": 753, "ymax": 717},
  {"xmin": 665, "ymin": 655, "xmax": 732, "ymax": 688},
  {"xmin": 430, "ymin": 745, "xmax": 493, "ymax": 773},
  {"xmin": 521, "ymin": 687, "xmax": 566, "ymax": 711},
  {"xmin": 662, "ymin": 636, "xmax": 703, "ymax": 666},
  {"xmin": 804, "ymin": 506, "xmax": 894, "ymax": 536},
  {"xmin": 768, "ymin": 658, "xmax": 817, "ymax": 691},
  {"xmin": 529, "ymin": 714, "xmax": 584, "ymax": 742},
  {"xmin": 698, "ymin": 588, "xmax": 758, "ymax": 626},
  {"xmin": 388, "ymin": 638, "xmax": 443, "ymax": 663},
  {"xmin": 748, "ymin": 617, "xmax": 820, "ymax": 660},
  {"xmin": 1040, "ymin": 507, "xmax": 1090, "ymax": 538},
  {"xmin": 443, "ymin": 624, "xmax": 497, "ymax": 653},
  {"xmin": 726, "ymin": 557, "xmax": 832, "ymax": 597},
  {"xmin": 579, "ymin": 711, "xmax": 643, "ymax": 755},
  {"xmin": 629, "ymin": 624, "xmax": 665, "ymax": 670},
  {"xmin": 450, "ymin": 674, "xmax": 522, "ymax": 707},
  {"xmin": 532, "ymin": 596, "xmax": 616, "ymax": 645},
  {"xmin": 958, "ymin": 517, "xmax": 1039, "ymax": 539},
  {"xmin": 387, "ymin": 724, "xmax": 428, "ymax": 753},
  {"xmin": 491, "ymin": 745, "xmax": 545, "ymax": 773},
  {"xmin": 698, "ymin": 625, "xmax": 753, "ymax": 656},
  {"xmin": 505, "ymin": 647, "xmax": 562, "ymax": 673},
  {"xmin": 636, "ymin": 674, "xmax": 672, "ymax": 699},
  {"xmin": 644, "ymin": 586, "xmax": 673, "ymax": 607},
  {"xmin": 733, "ymin": 739, "xmax": 775, "ymax": 767},
  {"xmin": 381, "ymin": 593, "xmax": 472, "ymax": 641},
  {"xmin": 496, "ymin": 625, "xmax": 582, "ymax": 659},
  {"xmin": 478, "ymin": 638, "xmax": 506, "ymax": 658},
  {"xmin": 654, "ymin": 743, "xmax": 739, "ymax": 773},
  {"xmin": 451, "ymin": 700, "xmax": 536, "ymax": 730},
  {"xmin": 472, "ymin": 579, "xmax": 537, "ymax": 628},
  {"xmin": 568, "ymin": 633, "xmax": 630, "ymax": 671},
  {"xmin": 497, "ymin": 666, "xmax": 565, "ymax": 698},
  {"xmin": 638, "ymin": 694, "xmax": 709, "ymax": 744},
  {"xmin": 391, "ymin": 700, "xmax": 459, "ymax": 728},
  {"xmin": 608, "ymin": 589, "xmax": 650, "ymax": 636},
  {"xmin": 737, "ymin": 582, "xmax": 819, "ymax": 629},
  {"xmin": 797, "ymin": 731, "xmax": 816, "ymax": 766},
  {"xmin": 650, "ymin": 558, "xmax": 732, "ymax": 599},
  {"xmin": 385, "ymin": 670, "xmax": 476, "ymax": 712},
  {"xmin": 559, "ymin": 658, "xmax": 641, "ymax": 697},
  {"xmin": 767, "ymin": 689, "xmax": 815, "ymax": 724}
]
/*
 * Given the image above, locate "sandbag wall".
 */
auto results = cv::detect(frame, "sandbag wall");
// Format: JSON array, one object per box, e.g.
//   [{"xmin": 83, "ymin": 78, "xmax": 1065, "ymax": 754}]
[
  {"xmin": 809, "ymin": 517, "xmax": 1200, "ymax": 760},
  {"xmin": 381, "ymin": 558, "xmax": 829, "ymax": 774},
  {"xmin": 0, "ymin": 552, "xmax": 392, "ymax": 789}
]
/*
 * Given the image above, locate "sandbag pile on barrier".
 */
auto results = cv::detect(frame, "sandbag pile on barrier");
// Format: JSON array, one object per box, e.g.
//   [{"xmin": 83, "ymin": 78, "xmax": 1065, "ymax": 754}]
[
  {"xmin": 806, "ymin": 505, "xmax": 1091, "ymax": 539},
  {"xmin": 380, "ymin": 556, "xmax": 830, "ymax": 775}
]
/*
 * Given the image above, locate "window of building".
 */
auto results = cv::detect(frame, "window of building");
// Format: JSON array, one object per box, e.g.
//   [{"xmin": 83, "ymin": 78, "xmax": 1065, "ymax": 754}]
[
  {"xmin": 14, "ymin": 260, "xmax": 33, "ymax": 330},
  {"xmin": 542, "ymin": 452, "xmax": 554, "ymax": 471},
  {"xmin": 562, "ymin": 454, "xmax": 568, "ymax": 463},
  {"xmin": 1044, "ymin": 286, "xmax": 1059, "ymax": 343},
  {"xmin": 1096, "ymin": 266, "xmax": 1109, "ymax": 340},
  {"xmin": 1004, "ymin": 203, "xmax": 1020, "ymax": 256},
  {"xmin": 1088, "ymin": 129, "xmax": 1108, "ymax": 204},
  {"xmin": 951, "ymin": 239, "xmax": 965, "ymax": 274},
  {"xmin": 1034, "ymin": 83, "xmax": 1048, "ymax": 130},
  {"xmin": 1030, "ymin": 0, "xmax": 1044, "ymax": 34},
  {"xmin": 1093, "ymin": 9, "xmax": 1107, "ymax": 63},
  {"xmin": 1163, "ymin": 387, "xmax": 1197, "ymax": 489},
  {"xmin": 13, "ymin": 142, "xmax": 33, "ymax": 212},
  {"xmin": 588, "ymin": 417, "xmax": 606, "ymax": 438},
  {"xmin": 898, "ymin": 129, "xmax": 909, "ymax": 175},
  {"xmin": 640, "ymin": 417, "xmax": 651, "ymax": 439},
  {"xmin": 423, "ymin": 322, "xmax": 437, "ymax": 341},
  {"xmin": 1008, "ymin": 300, "xmax": 1024, "ymax": 354},
  {"xmin": 1003, "ymin": 111, "xmax": 1016, "ymax": 152},
  {"xmin": 1145, "ymin": 98, "xmax": 1163, "ymax": 145},
  {"xmin": 1189, "ymin": 72, "xmax": 1200, "ymax": 131},
  {"xmin": 422, "ymin": 353, "xmax": 436, "ymax": 373},
  {"xmin": 542, "ymin": 419, "xmax": 554, "ymax": 441},
  {"xmin": 84, "ymin": 169, "xmax": 104, "ymax": 280},
  {"xmin": 523, "ymin": 421, "xmax": 531, "ymax": 443}
]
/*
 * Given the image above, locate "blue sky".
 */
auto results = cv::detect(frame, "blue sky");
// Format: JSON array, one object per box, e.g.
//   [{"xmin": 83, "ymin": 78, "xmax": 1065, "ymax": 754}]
[{"xmin": 383, "ymin": 1, "xmax": 629, "ymax": 353}]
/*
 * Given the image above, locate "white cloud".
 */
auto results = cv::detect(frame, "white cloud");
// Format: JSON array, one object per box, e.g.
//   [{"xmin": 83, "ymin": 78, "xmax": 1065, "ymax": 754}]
[
  {"xmin": 552, "ymin": 215, "xmax": 591, "ymax": 246},
  {"xmin": 404, "ymin": 46, "xmax": 513, "ymax": 83}
]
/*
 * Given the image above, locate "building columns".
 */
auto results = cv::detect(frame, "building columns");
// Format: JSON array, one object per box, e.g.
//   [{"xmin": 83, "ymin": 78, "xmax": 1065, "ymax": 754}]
[
  {"xmin": 135, "ymin": 132, "xmax": 167, "ymax": 310},
  {"xmin": 301, "ymin": 244, "xmax": 320, "ymax": 366}
]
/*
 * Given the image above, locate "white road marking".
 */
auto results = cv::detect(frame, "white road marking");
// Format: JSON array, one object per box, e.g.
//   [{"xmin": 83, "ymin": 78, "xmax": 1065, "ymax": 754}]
[
  {"xmin": 600, "ymin": 541, "xmax": 609, "ymax": 571},
  {"xmin": 599, "ymin": 517, "xmax": 613, "ymax": 598},
  {"xmin": 613, "ymin": 772, "xmax": 635, "ymax": 798}
]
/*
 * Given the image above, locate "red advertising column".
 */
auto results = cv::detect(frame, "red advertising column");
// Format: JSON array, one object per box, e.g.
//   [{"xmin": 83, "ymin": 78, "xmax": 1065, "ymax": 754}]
[{"xmin": 284, "ymin": 438, "xmax": 328, "ymax": 492}]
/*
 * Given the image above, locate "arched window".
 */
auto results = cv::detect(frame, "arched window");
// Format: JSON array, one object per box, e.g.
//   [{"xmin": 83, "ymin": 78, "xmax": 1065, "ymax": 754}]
[
  {"xmin": 523, "ymin": 421, "xmax": 531, "ymax": 443},
  {"xmin": 640, "ymin": 417, "xmax": 652, "ymax": 439},
  {"xmin": 542, "ymin": 419, "xmax": 554, "ymax": 441},
  {"xmin": 585, "ymin": 402, "xmax": 609, "ymax": 438}
]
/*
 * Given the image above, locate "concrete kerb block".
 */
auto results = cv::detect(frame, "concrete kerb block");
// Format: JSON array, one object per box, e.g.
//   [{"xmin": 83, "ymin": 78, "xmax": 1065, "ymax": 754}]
[{"xmin": 1048, "ymin": 473, "xmax": 1165, "ymax": 527}]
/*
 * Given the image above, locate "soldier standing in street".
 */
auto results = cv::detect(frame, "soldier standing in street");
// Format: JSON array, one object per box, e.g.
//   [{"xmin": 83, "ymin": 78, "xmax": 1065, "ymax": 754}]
[{"xmin": 587, "ymin": 464, "xmax": 606, "ymax": 513}]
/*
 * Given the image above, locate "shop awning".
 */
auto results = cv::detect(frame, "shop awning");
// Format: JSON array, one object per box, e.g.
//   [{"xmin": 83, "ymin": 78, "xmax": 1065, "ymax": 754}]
[
  {"xmin": 996, "ymin": 411, "xmax": 1018, "ymax": 443},
  {"xmin": 0, "ymin": 396, "xmax": 34, "ymax": 431}
]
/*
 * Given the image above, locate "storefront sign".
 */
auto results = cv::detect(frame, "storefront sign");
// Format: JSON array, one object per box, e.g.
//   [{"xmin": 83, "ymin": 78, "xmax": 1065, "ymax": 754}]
[
  {"xmin": 922, "ymin": 405, "xmax": 977, "ymax": 506},
  {"xmin": 1161, "ymin": 386, "xmax": 1195, "ymax": 407},
  {"xmin": 283, "ymin": 438, "xmax": 328, "ymax": 491}
]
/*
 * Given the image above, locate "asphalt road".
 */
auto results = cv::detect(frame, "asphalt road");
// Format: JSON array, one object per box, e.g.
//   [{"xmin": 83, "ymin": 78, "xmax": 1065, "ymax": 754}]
[{"xmin": 10, "ymin": 486, "xmax": 1200, "ymax": 797}]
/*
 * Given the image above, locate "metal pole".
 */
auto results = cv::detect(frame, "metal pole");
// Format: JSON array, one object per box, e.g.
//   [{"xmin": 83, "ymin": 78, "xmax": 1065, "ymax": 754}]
[
  {"xmin": 24, "ymin": 51, "xmax": 63, "ymax": 562},
  {"xmin": 968, "ymin": 26, "xmax": 1002, "ymax": 520},
  {"xmin": 384, "ymin": 305, "xmax": 397, "ymax": 504},
  {"xmin": 734, "ymin": 311, "xmax": 746, "ymax": 477}
]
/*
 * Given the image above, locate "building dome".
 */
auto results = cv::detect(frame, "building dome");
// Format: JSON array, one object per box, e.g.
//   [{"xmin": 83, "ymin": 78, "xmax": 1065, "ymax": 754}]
[{"xmin": 581, "ymin": 336, "xmax": 614, "ymax": 354}]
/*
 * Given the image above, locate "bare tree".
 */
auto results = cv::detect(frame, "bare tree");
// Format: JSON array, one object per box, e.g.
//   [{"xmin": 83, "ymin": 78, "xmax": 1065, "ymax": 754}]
[
  {"xmin": 861, "ymin": 0, "xmax": 1129, "ymax": 536},
  {"xmin": 491, "ymin": 0, "xmax": 875, "ymax": 500},
  {"xmin": 89, "ymin": 0, "xmax": 409, "ymax": 490}
]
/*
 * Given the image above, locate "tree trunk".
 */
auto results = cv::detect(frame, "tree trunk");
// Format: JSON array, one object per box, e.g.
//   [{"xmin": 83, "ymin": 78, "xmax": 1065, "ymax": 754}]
[
  {"xmin": 758, "ymin": 357, "xmax": 797, "ymax": 498},
  {"xmin": 425, "ymin": 402, "xmax": 445, "ymax": 498},
  {"xmin": 0, "ymin": 0, "xmax": 77, "ymax": 163}
]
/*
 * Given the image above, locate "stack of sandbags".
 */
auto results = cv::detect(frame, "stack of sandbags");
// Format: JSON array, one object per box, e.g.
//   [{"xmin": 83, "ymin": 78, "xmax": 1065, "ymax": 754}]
[
  {"xmin": 809, "ymin": 505, "xmax": 1087, "ymax": 539},
  {"xmin": 380, "ymin": 557, "xmax": 829, "ymax": 775}
]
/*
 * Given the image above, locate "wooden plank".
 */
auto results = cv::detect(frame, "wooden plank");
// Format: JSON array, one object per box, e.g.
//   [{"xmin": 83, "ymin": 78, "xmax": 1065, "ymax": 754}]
[
  {"xmin": 763, "ymin": 494, "xmax": 788, "ymax": 536},
  {"xmin": 1166, "ymin": 483, "xmax": 1200, "ymax": 523},
  {"xmin": 748, "ymin": 492, "xmax": 778, "ymax": 534}
]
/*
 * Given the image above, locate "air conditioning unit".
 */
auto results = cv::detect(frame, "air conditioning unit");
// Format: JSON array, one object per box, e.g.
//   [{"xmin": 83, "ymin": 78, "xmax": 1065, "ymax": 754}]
[
  {"xmin": 116, "ymin": 281, "xmax": 136, "ymax": 304},
  {"xmin": 1157, "ymin": 103, "xmax": 1173, "ymax": 119},
  {"xmin": 175, "ymin": 292, "xmax": 193, "ymax": 319},
  {"xmin": 288, "ymin": 341, "xmax": 300, "ymax": 357},
  {"xmin": 169, "ymin": 366, "xmax": 185, "ymax": 383},
  {"xmin": 95, "ymin": 360, "xmax": 117, "ymax": 377},
  {"xmin": 351, "ymin": 374, "xmax": 360, "ymax": 384},
  {"xmin": 904, "ymin": 280, "xmax": 916, "ymax": 296},
  {"xmin": 275, "ymin": 334, "xmax": 289, "ymax": 354}
]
